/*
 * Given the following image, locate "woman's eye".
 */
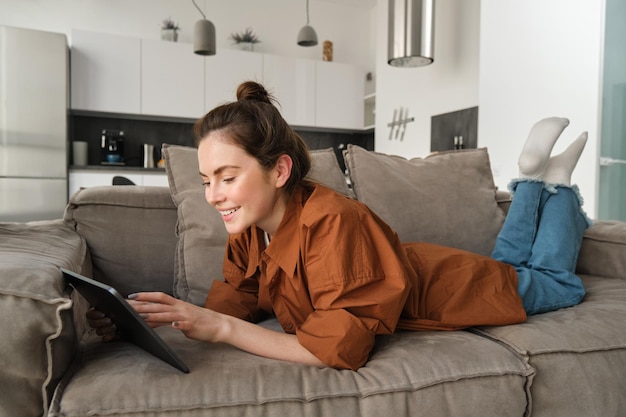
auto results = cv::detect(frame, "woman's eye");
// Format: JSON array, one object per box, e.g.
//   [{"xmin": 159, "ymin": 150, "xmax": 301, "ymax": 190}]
[{"xmin": 223, "ymin": 177, "xmax": 235, "ymax": 183}]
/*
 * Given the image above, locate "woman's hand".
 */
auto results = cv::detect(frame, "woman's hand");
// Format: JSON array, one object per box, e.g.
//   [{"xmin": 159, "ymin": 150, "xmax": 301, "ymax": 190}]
[
  {"xmin": 90, "ymin": 291, "xmax": 325, "ymax": 368},
  {"xmin": 127, "ymin": 292, "xmax": 227, "ymax": 343},
  {"xmin": 86, "ymin": 308, "xmax": 119, "ymax": 342}
]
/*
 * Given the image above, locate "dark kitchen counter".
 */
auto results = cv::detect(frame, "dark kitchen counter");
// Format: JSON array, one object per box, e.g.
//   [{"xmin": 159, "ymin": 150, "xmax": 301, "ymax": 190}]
[{"xmin": 69, "ymin": 165, "xmax": 166, "ymax": 172}]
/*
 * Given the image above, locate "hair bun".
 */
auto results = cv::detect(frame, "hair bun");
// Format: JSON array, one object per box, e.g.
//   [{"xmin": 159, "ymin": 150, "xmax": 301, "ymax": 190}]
[{"xmin": 236, "ymin": 81, "xmax": 273, "ymax": 105}]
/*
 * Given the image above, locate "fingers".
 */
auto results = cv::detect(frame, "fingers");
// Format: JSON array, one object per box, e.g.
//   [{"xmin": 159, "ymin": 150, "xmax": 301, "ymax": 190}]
[
  {"xmin": 86, "ymin": 308, "xmax": 118, "ymax": 342},
  {"xmin": 172, "ymin": 320, "xmax": 190, "ymax": 331},
  {"xmin": 128, "ymin": 292, "xmax": 176, "ymax": 304},
  {"xmin": 127, "ymin": 292, "xmax": 176, "ymax": 323},
  {"xmin": 128, "ymin": 294, "xmax": 184, "ymax": 326},
  {"xmin": 125, "ymin": 293, "xmax": 207, "ymax": 336}
]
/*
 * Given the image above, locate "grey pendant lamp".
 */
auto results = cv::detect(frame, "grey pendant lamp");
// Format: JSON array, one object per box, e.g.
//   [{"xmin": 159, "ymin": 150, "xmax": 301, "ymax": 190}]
[
  {"xmin": 192, "ymin": 0, "xmax": 216, "ymax": 55},
  {"xmin": 388, "ymin": 0, "xmax": 434, "ymax": 67},
  {"xmin": 297, "ymin": 0, "xmax": 318, "ymax": 47}
]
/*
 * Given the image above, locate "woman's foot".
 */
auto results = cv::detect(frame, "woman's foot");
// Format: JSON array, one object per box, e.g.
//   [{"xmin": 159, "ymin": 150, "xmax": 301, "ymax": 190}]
[
  {"xmin": 518, "ymin": 117, "xmax": 570, "ymax": 179},
  {"xmin": 542, "ymin": 132, "xmax": 588, "ymax": 186}
]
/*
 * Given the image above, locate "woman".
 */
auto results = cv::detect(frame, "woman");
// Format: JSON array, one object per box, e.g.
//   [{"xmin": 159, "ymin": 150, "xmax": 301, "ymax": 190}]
[{"xmin": 89, "ymin": 81, "xmax": 590, "ymax": 371}]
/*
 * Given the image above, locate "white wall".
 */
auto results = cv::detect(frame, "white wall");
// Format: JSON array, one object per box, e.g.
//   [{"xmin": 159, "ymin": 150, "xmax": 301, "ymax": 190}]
[
  {"xmin": 0, "ymin": 0, "xmax": 374, "ymax": 70},
  {"xmin": 372, "ymin": 0, "xmax": 605, "ymax": 218},
  {"xmin": 478, "ymin": 0, "xmax": 604, "ymax": 218},
  {"xmin": 373, "ymin": 0, "xmax": 481, "ymax": 158}
]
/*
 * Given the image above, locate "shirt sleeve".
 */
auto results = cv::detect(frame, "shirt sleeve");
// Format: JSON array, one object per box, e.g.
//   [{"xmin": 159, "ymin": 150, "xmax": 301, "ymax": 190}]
[
  {"xmin": 204, "ymin": 231, "xmax": 267, "ymax": 323},
  {"xmin": 296, "ymin": 206, "xmax": 413, "ymax": 370}
]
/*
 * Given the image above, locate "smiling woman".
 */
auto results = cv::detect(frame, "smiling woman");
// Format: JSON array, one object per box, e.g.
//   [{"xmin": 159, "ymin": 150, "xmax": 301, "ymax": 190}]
[{"xmin": 88, "ymin": 80, "xmax": 590, "ymax": 372}]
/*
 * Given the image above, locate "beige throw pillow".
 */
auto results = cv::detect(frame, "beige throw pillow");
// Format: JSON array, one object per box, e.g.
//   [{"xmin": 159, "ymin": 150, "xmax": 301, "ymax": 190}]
[{"xmin": 343, "ymin": 145, "xmax": 505, "ymax": 256}]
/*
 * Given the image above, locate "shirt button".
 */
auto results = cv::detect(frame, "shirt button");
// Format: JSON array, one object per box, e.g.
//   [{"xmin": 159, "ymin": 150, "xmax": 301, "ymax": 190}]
[{"xmin": 285, "ymin": 323, "xmax": 294, "ymax": 331}]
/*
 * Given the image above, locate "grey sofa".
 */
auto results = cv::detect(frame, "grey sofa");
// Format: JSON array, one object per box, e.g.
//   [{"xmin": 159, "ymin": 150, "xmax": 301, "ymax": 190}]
[{"xmin": 1, "ymin": 145, "xmax": 626, "ymax": 417}]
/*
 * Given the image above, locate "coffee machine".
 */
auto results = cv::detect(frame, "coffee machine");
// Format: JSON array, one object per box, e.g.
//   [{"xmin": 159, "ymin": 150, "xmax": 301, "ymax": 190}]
[{"xmin": 100, "ymin": 129, "xmax": 125, "ymax": 165}]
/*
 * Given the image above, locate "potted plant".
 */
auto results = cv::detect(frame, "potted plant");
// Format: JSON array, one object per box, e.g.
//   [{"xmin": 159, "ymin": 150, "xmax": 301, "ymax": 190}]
[
  {"xmin": 228, "ymin": 27, "xmax": 260, "ymax": 51},
  {"xmin": 161, "ymin": 17, "xmax": 180, "ymax": 42}
]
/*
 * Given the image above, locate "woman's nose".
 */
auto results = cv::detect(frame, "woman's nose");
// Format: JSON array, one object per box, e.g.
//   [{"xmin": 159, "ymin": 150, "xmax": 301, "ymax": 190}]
[{"xmin": 205, "ymin": 184, "xmax": 224, "ymax": 206}]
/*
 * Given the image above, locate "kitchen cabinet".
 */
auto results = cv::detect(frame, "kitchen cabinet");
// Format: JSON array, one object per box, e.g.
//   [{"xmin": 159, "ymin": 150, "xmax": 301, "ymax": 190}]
[
  {"xmin": 205, "ymin": 49, "xmax": 263, "ymax": 112},
  {"xmin": 70, "ymin": 30, "xmax": 367, "ymax": 131},
  {"xmin": 69, "ymin": 170, "xmax": 168, "ymax": 199},
  {"xmin": 315, "ymin": 61, "xmax": 365, "ymax": 130},
  {"xmin": 141, "ymin": 39, "xmax": 205, "ymax": 119},
  {"xmin": 71, "ymin": 30, "xmax": 141, "ymax": 114},
  {"xmin": 262, "ymin": 54, "xmax": 316, "ymax": 127}
]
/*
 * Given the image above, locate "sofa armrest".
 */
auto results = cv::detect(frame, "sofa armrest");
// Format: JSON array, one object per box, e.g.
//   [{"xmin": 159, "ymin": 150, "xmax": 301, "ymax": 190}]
[
  {"xmin": 495, "ymin": 190, "xmax": 512, "ymax": 215},
  {"xmin": 576, "ymin": 220, "xmax": 626, "ymax": 279},
  {"xmin": 0, "ymin": 220, "xmax": 90, "ymax": 417}
]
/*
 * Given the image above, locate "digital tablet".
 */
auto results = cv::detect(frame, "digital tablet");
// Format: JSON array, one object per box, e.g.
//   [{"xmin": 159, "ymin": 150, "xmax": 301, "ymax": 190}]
[{"xmin": 61, "ymin": 268, "xmax": 190, "ymax": 373}]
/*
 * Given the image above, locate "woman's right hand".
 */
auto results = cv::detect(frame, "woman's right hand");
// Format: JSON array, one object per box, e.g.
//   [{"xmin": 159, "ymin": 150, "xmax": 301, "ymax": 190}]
[{"xmin": 86, "ymin": 308, "xmax": 119, "ymax": 342}]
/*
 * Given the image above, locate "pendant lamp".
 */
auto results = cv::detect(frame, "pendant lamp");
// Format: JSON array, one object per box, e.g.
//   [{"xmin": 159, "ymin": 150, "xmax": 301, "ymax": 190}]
[
  {"xmin": 297, "ymin": 0, "xmax": 318, "ymax": 47},
  {"xmin": 388, "ymin": 0, "xmax": 434, "ymax": 67},
  {"xmin": 192, "ymin": 0, "xmax": 216, "ymax": 55}
]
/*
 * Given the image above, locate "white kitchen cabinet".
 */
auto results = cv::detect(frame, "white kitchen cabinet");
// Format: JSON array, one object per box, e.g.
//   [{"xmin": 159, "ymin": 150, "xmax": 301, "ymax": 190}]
[
  {"xmin": 69, "ymin": 30, "xmax": 367, "ymax": 131},
  {"xmin": 141, "ymin": 39, "xmax": 205, "ymax": 119},
  {"xmin": 141, "ymin": 172, "xmax": 170, "ymax": 187},
  {"xmin": 70, "ymin": 30, "xmax": 141, "ymax": 114},
  {"xmin": 69, "ymin": 170, "xmax": 168, "ymax": 199},
  {"xmin": 262, "ymin": 54, "xmax": 316, "ymax": 127},
  {"xmin": 315, "ymin": 61, "xmax": 365, "ymax": 130},
  {"xmin": 205, "ymin": 49, "xmax": 263, "ymax": 112}
]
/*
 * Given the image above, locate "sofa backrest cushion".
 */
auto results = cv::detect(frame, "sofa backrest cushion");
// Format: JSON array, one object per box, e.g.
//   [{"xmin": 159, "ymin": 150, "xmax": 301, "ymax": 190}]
[
  {"xmin": 163, "ymin": 144, "xmax": 229, "ymax": 306},
  {"xmin": 343, "ymin": 145, "xmax": 505, "ymax": 256},
  {"xmin": 163, "ymin": 144, "xmax": 351, "ymax": 306},
  {"xmin": 64, "ymin": 186, "xmax": 178, "ymax": 296}
]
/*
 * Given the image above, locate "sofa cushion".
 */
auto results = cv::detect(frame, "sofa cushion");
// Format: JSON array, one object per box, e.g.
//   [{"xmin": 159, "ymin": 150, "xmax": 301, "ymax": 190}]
[
  {"xmin": 50, "ymin": 322, "xmax": 532, "ymax": 417},
  {"xmin": 474, "ymin": 274, "xmax": 626, "ymax": 417},
  {"xmin": 343, "ymin": 145, "xmax": 505, "ymax": 256},
  {"xmin": 64, "ymin": 185, "xmax": 178, "ymax": 297},
  {"xmin": 162, "ymin": 144, "xmax": 351, "ymax": 306},
  {"xmin": 0, "ymin": 220, "xmax": 88, "ymax": 417},
  {"xmin": 576, "ymin": 220, "xmax": 626, "ymax": 279}
]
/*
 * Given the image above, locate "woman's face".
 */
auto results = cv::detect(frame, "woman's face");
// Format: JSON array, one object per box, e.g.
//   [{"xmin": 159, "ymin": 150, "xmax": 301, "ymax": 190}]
[{"xmin": 197, "ymin": 131, "xmax": 288, "ymax": 236}]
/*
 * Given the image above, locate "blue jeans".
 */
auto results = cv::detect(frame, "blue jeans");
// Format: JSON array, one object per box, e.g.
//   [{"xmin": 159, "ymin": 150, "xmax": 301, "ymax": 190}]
[{"xmin": 491, "ymin": 180, "xmax": 591, "ymax": 315}]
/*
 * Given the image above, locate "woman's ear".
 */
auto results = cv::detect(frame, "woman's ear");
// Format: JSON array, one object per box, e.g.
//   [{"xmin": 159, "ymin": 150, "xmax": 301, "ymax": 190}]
[{"xmin": 273, "ymin": 154, "xmax": 293, "ymax": 188}]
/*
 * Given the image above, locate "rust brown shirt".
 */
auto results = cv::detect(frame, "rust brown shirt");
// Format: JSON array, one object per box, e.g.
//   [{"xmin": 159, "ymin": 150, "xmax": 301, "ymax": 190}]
[{"xmin": 205, "ymin": 184, "xmax": 526, "ymax": 370}]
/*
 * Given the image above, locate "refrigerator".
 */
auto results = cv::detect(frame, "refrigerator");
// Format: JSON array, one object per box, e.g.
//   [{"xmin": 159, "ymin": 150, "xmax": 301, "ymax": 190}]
[{"xmin": 0, "ymin": 25, "xmax": 69, "ymax": 222}]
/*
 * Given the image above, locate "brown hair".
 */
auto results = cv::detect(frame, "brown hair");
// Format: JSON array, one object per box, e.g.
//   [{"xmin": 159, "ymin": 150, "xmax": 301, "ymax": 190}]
[{"xmin": 193, "ymin": 81, "xmax": 311, "ymax": 195}]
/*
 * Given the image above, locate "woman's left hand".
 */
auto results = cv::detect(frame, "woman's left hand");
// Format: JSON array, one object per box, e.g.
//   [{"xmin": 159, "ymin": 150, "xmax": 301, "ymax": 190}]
[{"xmin": 128, "ymin": 292, "xmax": 227, "ymax": 343}]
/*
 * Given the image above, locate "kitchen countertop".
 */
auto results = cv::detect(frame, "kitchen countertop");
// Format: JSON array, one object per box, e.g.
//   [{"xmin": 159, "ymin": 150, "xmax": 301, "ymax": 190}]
[{"xmin": 69, "ymin": 165, "xmax": 166, "ymax": 172}]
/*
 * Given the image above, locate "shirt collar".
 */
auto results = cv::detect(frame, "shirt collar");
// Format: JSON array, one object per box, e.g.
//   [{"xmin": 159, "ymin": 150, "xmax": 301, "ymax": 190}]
[{"xmin": 261, "ymin": 185, "xmax": 312, "ymax": 279}]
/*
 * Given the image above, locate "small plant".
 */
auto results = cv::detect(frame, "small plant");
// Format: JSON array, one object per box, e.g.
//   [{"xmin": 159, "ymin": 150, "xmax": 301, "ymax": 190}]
[
  {"xmin": 162, "ymin": 17, "xmax": 179, "ymax": 31},
  {"xmin": 229, "ymin": 27, "xmax": 260, "ymax": 44}
]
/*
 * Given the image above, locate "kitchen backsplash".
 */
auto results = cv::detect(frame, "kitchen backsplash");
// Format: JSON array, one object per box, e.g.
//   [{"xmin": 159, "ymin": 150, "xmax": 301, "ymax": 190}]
[{"xmin": 70, "ymin": 113, "xmax": 373, "ymax": 172}]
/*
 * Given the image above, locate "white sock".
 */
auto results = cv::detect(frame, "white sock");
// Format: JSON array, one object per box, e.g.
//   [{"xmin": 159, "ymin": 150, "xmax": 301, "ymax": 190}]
[
  {"xmin": 542, "ymin": 132, "xmax": 588, "ymax": 186},
  {"xmin": 518, "ymin": 117, "xmax": 570, "ymax": 179}
]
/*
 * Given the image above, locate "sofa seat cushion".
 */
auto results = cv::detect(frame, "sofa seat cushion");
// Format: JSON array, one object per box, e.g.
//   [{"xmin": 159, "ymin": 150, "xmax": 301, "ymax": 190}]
[
  {"xmin": 50, "ymin": 321, "xmax": 532, "ymax": 417},
  {"xmin": 0, "ymin": 220, "xmax": 89, "ymax": 417},
  {"xmin": 474, "ymin": 274, "xmax": 626, "ymax": 417},
  {"xmin": 344, "ymin": 145, "xmax": 505, "ymax": 256}
]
